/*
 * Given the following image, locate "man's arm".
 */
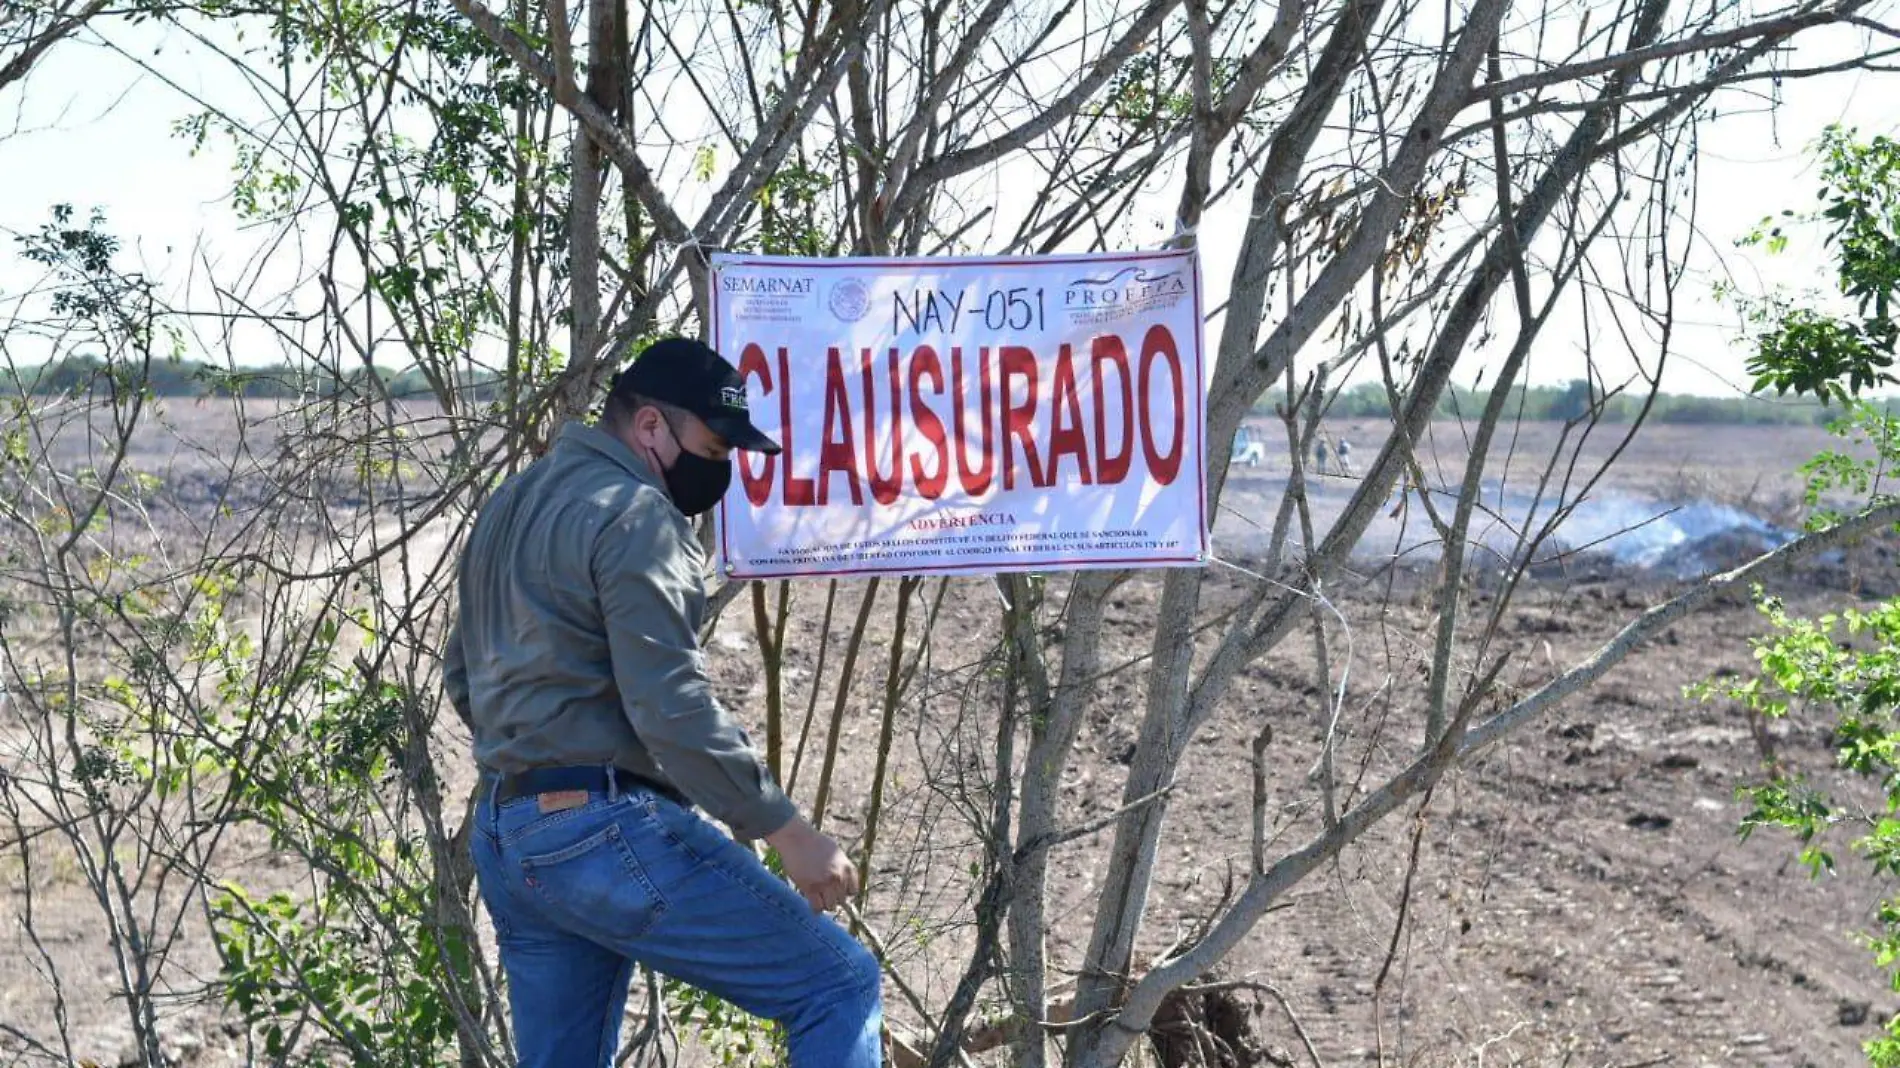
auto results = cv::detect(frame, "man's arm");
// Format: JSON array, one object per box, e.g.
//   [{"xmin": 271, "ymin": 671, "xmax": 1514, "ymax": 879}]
[
  {"xmin": 593, "ymin": 495, "xmax": 799, "ymax": 840},
  {"xmin": 442, "ymin": 616, "xmax": 473, "ymax": 730}
]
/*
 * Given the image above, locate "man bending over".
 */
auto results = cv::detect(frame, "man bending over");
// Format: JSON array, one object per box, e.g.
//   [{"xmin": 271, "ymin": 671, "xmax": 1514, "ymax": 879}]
[{"xmin": 445, "ymin": 337, "xmax": 884, "ymax": 1067}]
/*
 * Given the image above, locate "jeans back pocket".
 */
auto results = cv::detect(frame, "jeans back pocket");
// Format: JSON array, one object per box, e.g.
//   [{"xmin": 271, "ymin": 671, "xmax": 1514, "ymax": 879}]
[{"xmin": 518, "ymin": 819, "xmax": 669, "ymax": 944}]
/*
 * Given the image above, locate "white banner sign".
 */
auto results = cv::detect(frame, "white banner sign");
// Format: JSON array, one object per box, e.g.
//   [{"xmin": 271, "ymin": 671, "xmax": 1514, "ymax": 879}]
[{"xmin": 710, "ymin": 249, "xmax": 1208, "ymax": 579}]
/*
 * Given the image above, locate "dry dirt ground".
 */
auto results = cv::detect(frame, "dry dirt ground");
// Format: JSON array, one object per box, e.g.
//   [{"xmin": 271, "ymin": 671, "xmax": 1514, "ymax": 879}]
[
  {"xmin": 1019, "ymin": 562, "xmax": 1898, "ymax": 1068},
  {"xmin": 2, "ymin": 410, "xmax": 1896, "ymax": 1067}
]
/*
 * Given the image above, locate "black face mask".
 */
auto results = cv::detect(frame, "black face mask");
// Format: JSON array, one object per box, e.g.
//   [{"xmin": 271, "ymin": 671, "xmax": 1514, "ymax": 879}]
[{"xmin": 657, "ymin": 418, "xmax": 733, "ymax": 516}]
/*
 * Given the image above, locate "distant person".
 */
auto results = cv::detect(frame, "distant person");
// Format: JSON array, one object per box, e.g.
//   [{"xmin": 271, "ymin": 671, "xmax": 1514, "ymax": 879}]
[
  {"xmin": 445, "ymin": 337, "xmax": 883, "ymax": 1068},
  {"xmin": 1312, "ymin": 436, "xmax": 1332, "ymax": 477},
  {"xmin": 1335, "ymin": 437, "xmax": 1354, "ymax": 477}
]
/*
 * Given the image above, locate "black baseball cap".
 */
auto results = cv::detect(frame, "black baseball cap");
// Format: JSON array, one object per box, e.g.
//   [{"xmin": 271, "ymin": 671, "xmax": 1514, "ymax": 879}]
[{"xmin": 608, "ymin": 337, "xmax": 781, "ymax": 454}]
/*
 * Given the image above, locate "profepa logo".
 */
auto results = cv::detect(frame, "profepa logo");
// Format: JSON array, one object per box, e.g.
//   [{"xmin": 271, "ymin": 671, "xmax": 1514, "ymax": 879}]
[
  {"xmin": 829, "ymin": 277, "xmax": 871, "ymax": 322},
  {"xmin": 718, "ymin": 385, "xmax": 749, "ymax": 412},
  {"xmin": 1063, "ymin": 266, "xmax": 1187, "ymax": 309}
]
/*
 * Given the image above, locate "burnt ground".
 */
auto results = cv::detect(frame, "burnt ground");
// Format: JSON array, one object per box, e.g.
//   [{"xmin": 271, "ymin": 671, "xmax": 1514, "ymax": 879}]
[{"xmin": 2, "ymin": 412, "xmax": 1897, "ymax": 1067}]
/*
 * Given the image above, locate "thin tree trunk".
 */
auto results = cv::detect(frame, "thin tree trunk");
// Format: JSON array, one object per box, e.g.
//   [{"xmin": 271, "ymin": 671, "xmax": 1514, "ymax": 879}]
[{"xmin": 812, "ymin": 577, "xmax": 881, "ymax": 831}]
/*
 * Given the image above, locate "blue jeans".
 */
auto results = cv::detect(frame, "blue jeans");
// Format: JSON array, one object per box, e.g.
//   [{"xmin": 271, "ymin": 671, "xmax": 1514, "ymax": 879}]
[{"xmin": 470, "ymin": 782, "xmax": 883, "ymax": 1067}]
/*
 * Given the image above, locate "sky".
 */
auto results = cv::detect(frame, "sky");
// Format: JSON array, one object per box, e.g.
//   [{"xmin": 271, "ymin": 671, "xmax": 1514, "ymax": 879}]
[{"xmin": 1, "ymin": 11, "xmax": 1895, "ymax": 399}]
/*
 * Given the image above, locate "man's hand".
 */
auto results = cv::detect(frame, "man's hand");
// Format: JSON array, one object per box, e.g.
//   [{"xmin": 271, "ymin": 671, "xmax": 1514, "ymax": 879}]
[{"xmin": 765, "ymin": 816, "xmax": 859, "ymax": 913}]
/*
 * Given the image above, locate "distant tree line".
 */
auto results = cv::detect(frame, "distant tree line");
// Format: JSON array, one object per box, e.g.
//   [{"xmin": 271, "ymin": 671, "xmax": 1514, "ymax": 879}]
[
  {"xmin": 3, "ymin": 353, "xmax": 502, "ymax": 402},
  {"xmin": 14, "ymin": 357, "xmax": 1893, "ymax": 426},
  {"xmin": 1315, "ymin": 378, "xmax": 1899, "ymax": 425}
]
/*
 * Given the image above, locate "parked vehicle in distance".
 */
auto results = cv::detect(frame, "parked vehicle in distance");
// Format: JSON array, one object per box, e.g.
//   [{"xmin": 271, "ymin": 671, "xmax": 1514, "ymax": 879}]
[{"xmin": 1232, "ymin": 425, "xmax": 1268, "ymax": 467}]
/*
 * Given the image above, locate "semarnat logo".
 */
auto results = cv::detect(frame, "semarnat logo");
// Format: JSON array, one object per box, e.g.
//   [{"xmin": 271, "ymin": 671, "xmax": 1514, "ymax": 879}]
[
  {"xmin": 828, "ymin": 277, "xmax": 871, "ymax": 323},
  {"xmin": 722, "ymin": 274, "xmax": 815, "ymax": 296}
]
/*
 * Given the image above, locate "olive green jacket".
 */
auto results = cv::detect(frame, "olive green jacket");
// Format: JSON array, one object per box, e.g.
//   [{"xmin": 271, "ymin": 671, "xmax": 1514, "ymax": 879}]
[{"xmin": 443, "ymin": 422, "xmax": 795, "ymax": 840}]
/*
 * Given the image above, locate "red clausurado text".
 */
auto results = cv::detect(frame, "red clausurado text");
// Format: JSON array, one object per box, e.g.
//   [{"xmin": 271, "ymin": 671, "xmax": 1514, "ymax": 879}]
[{"xmin": 733, "ymin": 325, "xmax": 1194, "ymax": 507}]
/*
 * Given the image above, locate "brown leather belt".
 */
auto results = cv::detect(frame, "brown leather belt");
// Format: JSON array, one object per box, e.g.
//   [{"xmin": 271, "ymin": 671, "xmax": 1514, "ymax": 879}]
[{"xmin": 493, "ymin": 765, "xmax": 685, "ymax": 807}]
